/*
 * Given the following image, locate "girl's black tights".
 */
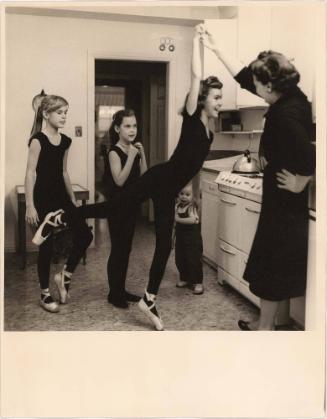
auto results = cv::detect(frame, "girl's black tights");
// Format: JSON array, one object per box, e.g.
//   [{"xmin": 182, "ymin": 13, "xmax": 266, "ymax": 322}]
[
  {"xmin": 107, "ymin": 212, "xmax": 137, "ymax": 299},
  {"xmin": 74, "ymin": 164, "xmax": 177, "ymax": 295}
]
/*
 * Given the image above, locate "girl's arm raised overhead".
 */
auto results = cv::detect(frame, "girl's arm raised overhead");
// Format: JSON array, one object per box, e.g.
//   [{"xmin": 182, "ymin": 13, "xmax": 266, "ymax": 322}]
[
  {"xmin": 202, "ymin": 27, "xmax": 244, "ymax": 77},
  {"xmin": 25, "ymin": 139, "xmax": 40, "ymax": 226},
  {"xmin": 63, "ymin": 150, "xmax": 77, "ymax": 206},
  {"xmin": 185, "ymin": 25, "xmax": 203, "ymax": 116}
]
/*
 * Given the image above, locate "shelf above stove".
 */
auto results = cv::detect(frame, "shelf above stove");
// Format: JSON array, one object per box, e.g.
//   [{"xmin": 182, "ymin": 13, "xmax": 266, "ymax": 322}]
[{"xmin": 219, "ymin": 130, "xmax": 263, "ymax": 137}]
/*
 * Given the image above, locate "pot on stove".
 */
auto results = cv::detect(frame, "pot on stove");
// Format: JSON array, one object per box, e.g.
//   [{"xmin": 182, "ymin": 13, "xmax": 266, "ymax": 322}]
[{"xmin": 232, "ymin": 149, "xmax": 261, "ymax": 174}]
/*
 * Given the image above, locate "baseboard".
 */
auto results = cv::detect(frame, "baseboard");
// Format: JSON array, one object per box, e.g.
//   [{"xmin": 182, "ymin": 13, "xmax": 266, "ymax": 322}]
[
  {"xmin": 202, "ymin": 256, "xmax": 217, "ymax": 270},
  {"xmin": 4, "ymin": 240, "xmax": 95, "ymax": 253},
  {"xmin": 4, "ymin": 244, "xmax": 38, "ymax": 253}
]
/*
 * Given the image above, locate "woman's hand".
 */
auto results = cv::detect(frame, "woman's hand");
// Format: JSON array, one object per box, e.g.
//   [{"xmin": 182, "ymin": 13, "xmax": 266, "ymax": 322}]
[
  {"xmin": 276, "ymin": 169, "xmax": 312, "ymax": 193},
  {"xmin": 200, "ymin": 28, "xmax": 218, "ymax": 54},
  {"xmin": 26, "ymin": 205, "xmax": 39, "ymax": 227},
  {"xmin": 259, "ymin": 155, "xmax": 268, "ymax": 171},
  {"xmin": 194, "ymin": 23, "xmax": 205, "ymax": 39}
]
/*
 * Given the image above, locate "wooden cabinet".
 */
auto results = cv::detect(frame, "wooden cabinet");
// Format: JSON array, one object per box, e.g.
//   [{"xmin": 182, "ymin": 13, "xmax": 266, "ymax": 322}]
[
  {"xmin": 203, "ymin": 5, "xmax": 317, "ymax": 111},
  {"xmin": 201, "ymin": 178, "xmax": 219, "ymax": 266},
  {"xmin": 217, "ymin": 191, "xmax": 241, "ymax": 245},
  {"xmin": 270, "ymin": 4, "xmax": 316, "ymax": 102},
  {"xmin": 217, "ymin": 239, "xmax": 240, "ymax": 279},
  {"xmin": 236, "ymin": 5, "xmax": 271, "ymax": 108},
  {"xmin": 237, "ymin": 4, "xmax": 316, "ymax": 106},
  {"xmin": 240, "ymin": 201, "xmax": 261, "ymax": 254},
  {"xmin": 204, "ymin": 19, "xmax": 238, "ymax": 110},
  {"xmin": 217, "ymin": 189, "xmax": 261, "ymax": 306},
  {"xmin": 217, "ymin": 191, "xmax": 261, "ymax": 254}
]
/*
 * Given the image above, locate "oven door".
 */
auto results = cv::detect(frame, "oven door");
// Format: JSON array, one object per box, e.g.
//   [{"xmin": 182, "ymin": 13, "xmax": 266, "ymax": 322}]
[
  {"xmin": 217, "ymin": 190, "xmax": 242, "ymax": 246},
  {"xmin": 240, "ymin": 200, "xmax": 261, "ymax": 255}
]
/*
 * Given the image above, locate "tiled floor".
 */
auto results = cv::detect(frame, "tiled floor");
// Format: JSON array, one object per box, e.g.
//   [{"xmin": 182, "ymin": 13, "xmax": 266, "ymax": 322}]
[{"xmin": 4, "ymin": 217, "xmax": 260, "ymax": 331}]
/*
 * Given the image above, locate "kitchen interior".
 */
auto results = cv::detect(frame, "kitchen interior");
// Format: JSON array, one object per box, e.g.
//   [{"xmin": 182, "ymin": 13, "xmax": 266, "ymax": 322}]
[{"xmin": 4, "ymin": 4, "xmax": 319, "ymax": 331}]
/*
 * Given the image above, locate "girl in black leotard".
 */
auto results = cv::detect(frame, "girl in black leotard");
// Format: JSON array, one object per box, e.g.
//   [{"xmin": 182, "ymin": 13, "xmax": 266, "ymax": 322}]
[
  {"xmin": 34, "ymin": 24, "xmax": 223, "ymax": 329},
  {"xmin": 104, "ymin": 109, "xmax": 147, "ymax": 308},
  {"xmin": 25, "ymin": 95, "xmax": 93, "ymax": 313}
]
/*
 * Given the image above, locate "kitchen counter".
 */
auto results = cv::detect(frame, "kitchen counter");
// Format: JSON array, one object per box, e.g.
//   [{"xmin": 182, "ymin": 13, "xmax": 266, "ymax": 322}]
[
  {"xmin": 202, "ymin": 153, "xmax": 243, "ymax": 174},
  {"xmin": 205, "ymin": 150, "xmax": 244, "ymax": 161}
]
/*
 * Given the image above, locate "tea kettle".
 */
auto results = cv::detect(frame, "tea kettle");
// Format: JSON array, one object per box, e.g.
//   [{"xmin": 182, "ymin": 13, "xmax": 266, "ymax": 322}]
[{"xmin": 232, "ymin": 149, "xmax": 261, "ymax": 174}]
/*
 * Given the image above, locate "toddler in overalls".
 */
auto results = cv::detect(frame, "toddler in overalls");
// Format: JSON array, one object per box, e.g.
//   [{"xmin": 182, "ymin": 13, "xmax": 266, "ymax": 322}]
[{"xmin": 175, "ymin": 183, "xmax": 204, "ymax": 294}]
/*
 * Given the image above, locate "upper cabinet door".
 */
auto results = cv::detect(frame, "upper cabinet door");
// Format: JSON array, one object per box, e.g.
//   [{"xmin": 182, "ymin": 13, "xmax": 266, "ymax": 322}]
[
  {"xmin": 237, "ymin": 5, "xmax": 271, "ymax": 108},
  {"xmin": 204, "ymin": 19, "xmax": 238, "ymax": 110},
  {"xmin": 270, "ymin": 4, "xmax": 316, "ymax": 103}
]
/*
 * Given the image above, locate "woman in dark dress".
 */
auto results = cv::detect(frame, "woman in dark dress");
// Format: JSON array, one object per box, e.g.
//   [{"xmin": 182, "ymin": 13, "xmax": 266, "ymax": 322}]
[{"xmin": 202, "ymin": 30, "xmax": 315, "ymax": 330}]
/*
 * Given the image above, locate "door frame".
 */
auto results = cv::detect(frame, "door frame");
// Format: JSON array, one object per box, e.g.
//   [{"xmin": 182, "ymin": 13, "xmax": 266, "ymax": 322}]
[{"xmin": 87, "ymin": 51, "xmax": 177, "ymax": 206}]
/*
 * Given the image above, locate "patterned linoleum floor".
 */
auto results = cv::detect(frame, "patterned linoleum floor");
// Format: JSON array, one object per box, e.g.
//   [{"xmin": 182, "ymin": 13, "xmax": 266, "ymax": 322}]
[{"xmin": 4, "ymin": 218, "xmax": 260, "ymax": 331}]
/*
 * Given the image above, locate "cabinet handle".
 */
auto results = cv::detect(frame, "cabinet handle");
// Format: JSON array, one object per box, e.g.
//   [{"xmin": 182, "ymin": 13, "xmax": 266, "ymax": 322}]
[
  {"xmin": 245, "ymin": 206, "xmax": 260, "ymax": 214},
  {"xmin": 221, "ymin": 198, "xmax": 236, "ymax": 206},
  {"xmin": 220, "ymin": 245, "xmax": 236, "ymax": 256}
]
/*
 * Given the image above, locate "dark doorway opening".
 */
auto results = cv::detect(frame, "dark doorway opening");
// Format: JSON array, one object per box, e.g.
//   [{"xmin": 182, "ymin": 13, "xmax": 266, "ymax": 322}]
[{"xmin": 94, "ymin": 59, "xmax": 167, "ymax": 240}]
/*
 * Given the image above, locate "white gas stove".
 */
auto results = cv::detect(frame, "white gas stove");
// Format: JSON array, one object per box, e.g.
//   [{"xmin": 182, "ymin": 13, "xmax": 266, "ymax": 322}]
[{"xmin": 215, "ymin": 171, "xmax": 263, "ymax": 203}]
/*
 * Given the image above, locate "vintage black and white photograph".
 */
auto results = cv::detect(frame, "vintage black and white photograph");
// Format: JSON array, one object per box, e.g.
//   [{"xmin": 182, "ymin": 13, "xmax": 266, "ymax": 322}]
[
  {"xmin": 1, "ymin": 1, "xmax": 326, "ymax": 418},
  {"xmin": 3, "ymin": 2, "xmax": 320, "ymax": 334}
]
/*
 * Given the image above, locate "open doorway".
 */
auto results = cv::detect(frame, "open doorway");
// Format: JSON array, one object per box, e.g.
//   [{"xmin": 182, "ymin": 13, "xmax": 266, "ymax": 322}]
[{"xmin": 94, "ymin": 60, "xmax": 167, "ymax": 244}]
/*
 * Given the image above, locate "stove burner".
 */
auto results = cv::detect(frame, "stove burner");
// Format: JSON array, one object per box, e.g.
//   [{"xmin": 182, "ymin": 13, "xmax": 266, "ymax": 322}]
[
  {"xmin": 239, "ymin": 174, "xmax": 264, "ymax": 179},
  {"xmin": 215, "ymin": 170, "xmax": 263, "ymax": 203},
  {"xmin": 232, "ymin": 171, "xmax": 263, "ymax": 178}
]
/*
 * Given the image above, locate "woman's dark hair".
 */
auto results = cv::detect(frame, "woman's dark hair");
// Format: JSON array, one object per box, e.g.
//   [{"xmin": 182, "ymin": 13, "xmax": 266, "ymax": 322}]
[
  {"xmin": 30, "ymin": 95, "xmax": 69, "ymax": 139},
  {"xmin": 250, "ymin": 50, "xmax": 300, "ymax": 93},
  {"xmin": 181, "ymin": 76, "xmax": 223, "ymax": 116},
  {"xmin": 108, "ymin": 109, "xmax": 136, "ymax": 145}
]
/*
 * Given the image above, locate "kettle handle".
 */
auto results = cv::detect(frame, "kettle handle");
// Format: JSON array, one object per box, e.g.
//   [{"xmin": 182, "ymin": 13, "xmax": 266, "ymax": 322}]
[{"xmin": 244, "ymin": 149, "xmax": 251, "ymax": 163}]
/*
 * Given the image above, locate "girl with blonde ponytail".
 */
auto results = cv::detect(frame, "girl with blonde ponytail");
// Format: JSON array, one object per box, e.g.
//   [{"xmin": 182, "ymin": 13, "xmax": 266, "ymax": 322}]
[{"xmin": 24, "ymin": 94, "xmax": 93, "ymax": 313}]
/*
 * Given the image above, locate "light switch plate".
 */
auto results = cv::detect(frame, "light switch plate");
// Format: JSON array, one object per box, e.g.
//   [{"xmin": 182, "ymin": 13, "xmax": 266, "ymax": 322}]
[{"xmin": 75, "ymin": 126, "xmax": 82, "ymax": 137}]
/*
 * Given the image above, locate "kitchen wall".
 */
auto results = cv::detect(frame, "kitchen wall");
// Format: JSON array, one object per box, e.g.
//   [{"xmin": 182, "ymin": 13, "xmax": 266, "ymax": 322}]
[
  {"xmin": 5, "ymin": 11, "xmax": 194, "ymax": 251},
  {"xmin": 5, "ymin": 4, "xmax": 320, "ymax": 251},
  {"xmin": 41, "ymin": 5, "xmax": 220, "ymax": 19},
  {"xmin": 210, "ymin": 109, "xmax": 267, "ymax": 153},
  {"xmin": 207, "ymin": 2, "xmax": 318, "ymax": 154}
]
